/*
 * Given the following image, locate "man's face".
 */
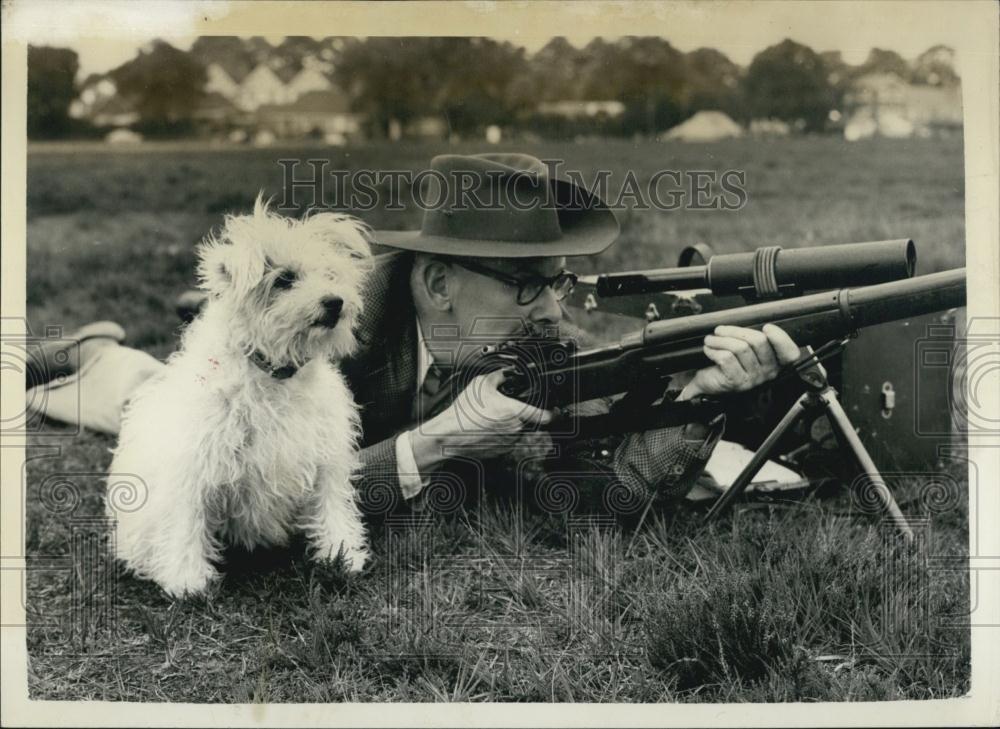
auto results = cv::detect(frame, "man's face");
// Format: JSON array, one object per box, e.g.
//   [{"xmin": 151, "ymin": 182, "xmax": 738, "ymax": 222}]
[{"xmin": 446, "ymin": 255, "xmax": 570, "ymax": 346}]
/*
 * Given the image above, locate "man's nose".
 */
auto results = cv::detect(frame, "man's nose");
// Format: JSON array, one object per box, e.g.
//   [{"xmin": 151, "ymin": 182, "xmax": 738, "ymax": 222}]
[{"xmin": 528, "ymin": 286, "xmax": 563, "ymax": 326}]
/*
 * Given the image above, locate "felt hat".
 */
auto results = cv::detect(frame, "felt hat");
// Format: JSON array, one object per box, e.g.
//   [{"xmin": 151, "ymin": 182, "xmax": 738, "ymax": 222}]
[{"xmin": 376, "ymin": 153, "xmax": 619, "ymax": 258}]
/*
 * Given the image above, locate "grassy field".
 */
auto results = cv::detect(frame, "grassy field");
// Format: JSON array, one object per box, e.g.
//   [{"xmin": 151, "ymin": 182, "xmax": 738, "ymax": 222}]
[{"xmin": 22, "ymin": 137, "xmax": 969, "ymax": 702}]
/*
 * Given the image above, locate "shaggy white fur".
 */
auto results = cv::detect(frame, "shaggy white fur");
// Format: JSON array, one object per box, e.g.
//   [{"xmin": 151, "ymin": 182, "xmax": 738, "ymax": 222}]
[{"xmin": 108, "ymin": 197, "xmax": 374, "ymax": 597}]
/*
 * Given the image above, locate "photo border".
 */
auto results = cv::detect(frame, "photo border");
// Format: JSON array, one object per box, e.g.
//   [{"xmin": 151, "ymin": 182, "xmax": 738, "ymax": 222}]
[{"xmin": 2, "ymin": 1, "xmax": 997, "ymax": 726}]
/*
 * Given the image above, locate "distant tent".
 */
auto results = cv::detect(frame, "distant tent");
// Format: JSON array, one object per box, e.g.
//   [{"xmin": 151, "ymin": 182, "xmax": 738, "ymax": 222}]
[
  {"xmin": 105, "ymin": 128, "xmax": 143, "ymax": 145},
  {"xmin": 661, "ymin": 111, "xmax": 744, "ymax": 142}
]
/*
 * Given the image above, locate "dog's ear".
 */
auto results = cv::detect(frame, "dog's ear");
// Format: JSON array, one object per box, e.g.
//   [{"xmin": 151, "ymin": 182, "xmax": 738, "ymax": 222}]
[
  {"xmin": 197, "ymin": 212, "xmax": 270, "ymax": 297},
  {"xmin": 302, "ymin": 212, "xmax": 374, "ymax": 271},
  {"xmin": 197, "ymin": 238, "xmax": 234, "ymax": 297}
]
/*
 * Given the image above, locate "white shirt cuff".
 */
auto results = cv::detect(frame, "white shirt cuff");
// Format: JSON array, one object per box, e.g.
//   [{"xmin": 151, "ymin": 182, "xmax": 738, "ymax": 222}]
[{"xmin": 395, "ymin": 430, "xmax": 430, "ymax": 500}]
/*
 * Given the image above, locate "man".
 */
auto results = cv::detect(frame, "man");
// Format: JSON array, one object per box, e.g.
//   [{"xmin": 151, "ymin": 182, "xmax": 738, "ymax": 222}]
[{"xmin": 27, "ymin": 153, "xmax": 799, "ymax": 516}]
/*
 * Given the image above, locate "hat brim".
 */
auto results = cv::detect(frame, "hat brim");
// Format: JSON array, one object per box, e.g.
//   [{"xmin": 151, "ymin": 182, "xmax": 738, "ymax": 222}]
[{"xmin": 374, "ymin": 177, "xmax": 619, "ymax": 258}]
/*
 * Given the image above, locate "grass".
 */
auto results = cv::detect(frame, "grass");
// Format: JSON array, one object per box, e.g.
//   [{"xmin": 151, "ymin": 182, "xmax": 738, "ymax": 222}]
[{"xmin": 22, "ymin": 136, "xmax": 969, "ymax": 702}]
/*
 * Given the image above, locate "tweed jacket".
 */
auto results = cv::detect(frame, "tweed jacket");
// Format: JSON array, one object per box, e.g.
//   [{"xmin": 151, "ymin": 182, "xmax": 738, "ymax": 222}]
[{"xmin": 340, "ymin": 251, "xmax": 723, "ymax": 516}]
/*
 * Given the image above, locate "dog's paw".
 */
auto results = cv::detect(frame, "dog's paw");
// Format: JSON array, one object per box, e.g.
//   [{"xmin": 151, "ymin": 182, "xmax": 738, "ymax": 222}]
[
  {"xmin": 315, "ymin": 541, "xmax": 369, "ymax": 574},
  {"xmin": 156, "ymin": 562, "xmax": 219, "ymax": 598},
  {"xmin": 343, "ymin": 546, "xmax": 369, "ymax": 573}
]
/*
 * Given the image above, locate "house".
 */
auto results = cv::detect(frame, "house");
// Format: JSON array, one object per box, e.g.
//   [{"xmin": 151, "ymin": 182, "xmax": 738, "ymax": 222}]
[
  {"xmin": 236, "ymin": 64, "xmax": 294, "ymax": 111},
  {"xmin": 902, "ymin": 84, "xmax": 964, "ymax": 128},
  {"xmin": 256, "ymin": 89, "xmax": 361, "ymax": 141},
  {"xmin": 661, "ymin": 110, "xmax": 743, "ymax": 142},
  {"xmin": 204, "ymin": 63, "xmax": 242, "ymax": 101},
  {"xmin": 88, "ymin": 94, "xmax": 140, "ymax": 128},
  {"xmin": 191, "ymin": 92, "xmax": 243, "ymax": 133},
  {"xmin": 286, "ymin": 66, "xmax": 332, "ymax": 99},
  {"xmin": 537, "ymin": 100, "xmax": 625, "ymax": 119},
  {"xmin": 843, "ymin": 72, "xmax": 962, "ymax": 140},
  {"xmin": 210, "ymin": 57, "xmax": 335, "ymax": 112}
]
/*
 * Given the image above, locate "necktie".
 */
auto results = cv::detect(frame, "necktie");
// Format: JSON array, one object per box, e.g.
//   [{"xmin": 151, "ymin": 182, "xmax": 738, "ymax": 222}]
[{"xmin": 411, "ymin": 363, "xmax": 454, "ymax": 423}]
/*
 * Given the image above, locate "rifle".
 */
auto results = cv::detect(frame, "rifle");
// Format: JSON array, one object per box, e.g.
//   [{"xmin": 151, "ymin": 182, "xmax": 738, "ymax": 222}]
[
  {"xmin": 440, "ymin": 267, "xmax": 966, "ymax": 436},
  {"xmin": 434, "ymin": 264, "xmax": 965, "ymax": 540}
]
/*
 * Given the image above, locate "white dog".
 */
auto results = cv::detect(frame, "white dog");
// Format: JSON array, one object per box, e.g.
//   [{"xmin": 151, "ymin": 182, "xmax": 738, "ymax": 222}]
[{"xmin": 108, "ymin": 197, "xmax": 373, "ymax": 597}]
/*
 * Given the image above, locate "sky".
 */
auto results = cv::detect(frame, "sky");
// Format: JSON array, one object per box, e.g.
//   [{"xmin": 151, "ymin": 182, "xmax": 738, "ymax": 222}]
[{"xmin": 7, "ymin": 1, "xmax": 971, "ymax": 79}]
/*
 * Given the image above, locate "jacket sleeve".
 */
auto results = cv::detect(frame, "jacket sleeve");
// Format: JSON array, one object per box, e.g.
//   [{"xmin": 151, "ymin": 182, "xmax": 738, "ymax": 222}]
[{"xmin": 355, "ymin": 435, "xmax": 406, "ymax": 516}]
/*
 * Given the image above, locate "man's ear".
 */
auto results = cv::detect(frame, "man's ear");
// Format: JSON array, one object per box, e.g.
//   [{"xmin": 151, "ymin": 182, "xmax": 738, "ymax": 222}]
[{"xmin": 417, "ymin": 257, "xmax": 454, "ymax": 312}]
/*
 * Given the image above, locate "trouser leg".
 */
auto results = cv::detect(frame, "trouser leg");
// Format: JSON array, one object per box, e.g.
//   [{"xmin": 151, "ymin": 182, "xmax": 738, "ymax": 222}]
[
  {"xmin": 26, "ymin": 343, "xmax": 165, "ymax": 435},
  {"xmin": 24, "ymin": 322, "xmax": 126, "ymax": 390}
]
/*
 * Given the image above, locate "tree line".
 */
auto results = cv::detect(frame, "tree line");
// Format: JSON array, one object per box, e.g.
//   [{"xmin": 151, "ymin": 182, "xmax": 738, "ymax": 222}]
[{"xmin": 28, "ymin": 37, "xmax": 957, "ymax": 140}]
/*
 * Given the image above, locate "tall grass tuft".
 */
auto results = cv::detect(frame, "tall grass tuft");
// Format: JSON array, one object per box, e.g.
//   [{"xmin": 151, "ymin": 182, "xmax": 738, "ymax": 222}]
[{"xmin": 645, "ymin": 569, "xmax": 797, "ymax": 690}]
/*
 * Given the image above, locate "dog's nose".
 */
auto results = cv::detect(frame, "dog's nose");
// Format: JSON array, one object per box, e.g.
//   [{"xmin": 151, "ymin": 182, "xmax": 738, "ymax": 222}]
[
  {"xmin": 322, "ymin": 297, "xmax": 343, "ymax": 318},
  {"xmin": 316, "ymin": 296, "xmax": 343, "ymax": 327}
]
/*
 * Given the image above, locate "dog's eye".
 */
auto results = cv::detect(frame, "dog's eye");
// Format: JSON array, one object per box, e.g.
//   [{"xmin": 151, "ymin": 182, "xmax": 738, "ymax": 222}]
[{"xmin": 273, "ymin": 270, "xmax": 297, "ymax": 291}]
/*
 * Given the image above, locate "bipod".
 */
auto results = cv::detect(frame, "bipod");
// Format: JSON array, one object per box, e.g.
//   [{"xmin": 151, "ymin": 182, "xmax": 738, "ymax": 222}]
[{"xmin": 704, "ymin": 343, "xmax": 915, "ymax": 543}]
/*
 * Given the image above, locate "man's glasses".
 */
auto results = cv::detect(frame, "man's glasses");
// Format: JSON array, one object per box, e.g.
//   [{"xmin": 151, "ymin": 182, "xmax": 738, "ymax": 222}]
[{"xmin": 451, "ymin": 259, "xmax": 578, "ymax": 306}]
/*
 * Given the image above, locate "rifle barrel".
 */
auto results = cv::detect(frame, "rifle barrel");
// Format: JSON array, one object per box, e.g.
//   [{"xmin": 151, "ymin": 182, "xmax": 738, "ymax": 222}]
[{"xmin": 639, "ymin": 267, "xmax": 964, "ymax": 348}]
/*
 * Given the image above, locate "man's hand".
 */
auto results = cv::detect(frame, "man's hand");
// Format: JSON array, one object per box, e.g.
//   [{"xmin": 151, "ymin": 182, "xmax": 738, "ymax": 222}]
[
  {"xmin": 676, "ymin": 323, "xmax": 799, "ymax": 401},
  {"xmin": 409, "ymin": 369, "xmax": 554, "ymax": 476}
]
